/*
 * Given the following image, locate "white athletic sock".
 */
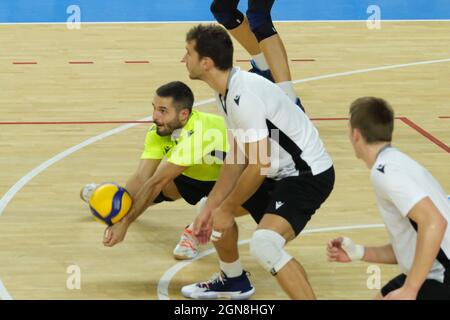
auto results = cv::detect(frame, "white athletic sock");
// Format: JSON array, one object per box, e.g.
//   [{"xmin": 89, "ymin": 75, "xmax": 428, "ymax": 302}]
[
  {"xmin": 252, "ymin": 53, "xmax": 269, "ymax": 71},
  {"xmin": 219, "ymin": 259, "xmax": 243, "ymax": 278},
  {"xmin": 277, "ymin": 81, "xmax": 298, "ymax": 102}
]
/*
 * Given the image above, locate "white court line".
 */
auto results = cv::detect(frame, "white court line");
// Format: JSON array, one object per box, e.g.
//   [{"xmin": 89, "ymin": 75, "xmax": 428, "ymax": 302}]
[
  {"xmin": 0, "ymin": 120, "xmax": 149, "ymax": 215},
  {"xmin": 157, "ymin": 224, "xmax": 385, "ymax": 300},
  {"xmin": 1, "ymin": 57, "xmax": 449, "ymax": 300},
  {"xmin": 0, "ymin": 280, "xmax": 13, "ymax": 300},
  {"xmin": 293, "ymin": 58, "xmax": 450, "ymax": 84},
  {"xmin": 1, "ymin": 19, "xmax": 450, "ymax": 25}
]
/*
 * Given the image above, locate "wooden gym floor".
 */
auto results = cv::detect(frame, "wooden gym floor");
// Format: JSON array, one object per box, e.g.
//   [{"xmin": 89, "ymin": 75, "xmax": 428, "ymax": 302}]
[{"xmin": 0, "ymin": 21, "xmax": 449, "ymax": 299}]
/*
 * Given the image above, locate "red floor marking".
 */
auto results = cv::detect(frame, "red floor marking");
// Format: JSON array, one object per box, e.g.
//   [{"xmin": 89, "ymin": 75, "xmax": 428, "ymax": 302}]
[
  {"xmin": 13, "ymin": 62, "xmax": 37, "ymax": 65},
  {"xmin": 0, "ymin": 120, "xmax": 153, "ymax": 125},
  {"xmin": 235, "ymin": 59, "xmax": 316, "ymax": 63},
  {"xmin": 291, "ymin": 59, "xmax": 316, "ymax": 62},
  {"xmin": 310, "ymin": 116, "xmax": 408, "ymax": 121},
  {"xmin": 1, "ymin": 117, "xmax": 447, "ymax": 154},
  {"xmin": 69, "ymin": 61, "xmax": 94, "ymax": 64},
  {"xmin": 1, "ymin": 119, "xmax": 351, "ymax": 125},
  {"xmin": 399, "ymin": 117, "xmax": 449, "ymax": 153},
  {"xmin": 0, "ymin": 117, "xmax": 409, "ymax": 125},
  {"xmin": 125, "ymin": 61, "xmax": 150, "ymax": 64},
  {"xmin": 311, "ymin": 117, "xmax": 348, "ymax": 121}
]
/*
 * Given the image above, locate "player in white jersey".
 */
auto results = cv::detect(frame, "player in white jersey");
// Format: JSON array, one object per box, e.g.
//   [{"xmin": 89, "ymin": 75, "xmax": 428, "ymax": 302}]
[
  {"xmin": 180, "ymin": 24, "xmax": 335, "ymax": 300},
  {"xmin": 327, "ymin": 97, "xmax": 450, "ymax": 300}
]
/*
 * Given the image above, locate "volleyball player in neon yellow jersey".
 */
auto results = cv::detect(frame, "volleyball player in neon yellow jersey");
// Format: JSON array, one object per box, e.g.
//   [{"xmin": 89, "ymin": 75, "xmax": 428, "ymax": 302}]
[{"xmin": 81, "ymin": 81, "xmax": 227, "ymax": 259}]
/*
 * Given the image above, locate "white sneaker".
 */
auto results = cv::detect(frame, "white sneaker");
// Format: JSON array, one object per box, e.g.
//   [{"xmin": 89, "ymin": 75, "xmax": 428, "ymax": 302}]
[
  {"xmin": 80, "ymin": 183, "xmax": 99, "ymax": 203},
  {"xmin": 173, "ymin": 224, "xmax": 199, "ymax": 260}
]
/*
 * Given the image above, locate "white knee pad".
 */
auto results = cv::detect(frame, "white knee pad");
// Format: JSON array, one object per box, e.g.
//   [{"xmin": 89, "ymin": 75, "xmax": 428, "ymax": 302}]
[{"xmin": 249, "ymin": 229, "xmax": 293, "ymax": 275}]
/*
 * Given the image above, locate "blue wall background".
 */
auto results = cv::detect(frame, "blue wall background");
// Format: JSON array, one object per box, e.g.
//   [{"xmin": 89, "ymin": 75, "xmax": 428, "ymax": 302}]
[{"xmin": 0, "ymin": 0, "xmax": 449, "ymax": 23}]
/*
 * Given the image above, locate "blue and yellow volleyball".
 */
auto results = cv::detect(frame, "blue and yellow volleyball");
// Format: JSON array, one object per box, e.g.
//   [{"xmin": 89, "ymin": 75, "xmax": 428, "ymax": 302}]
[{"xmin": 89, "ymin": 183, "xmax": 132, "ymax": 225}]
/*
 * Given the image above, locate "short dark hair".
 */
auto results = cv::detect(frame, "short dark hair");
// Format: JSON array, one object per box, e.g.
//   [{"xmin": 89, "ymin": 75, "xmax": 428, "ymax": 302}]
[
  {"xmin": 349, "ymin": 97, "xmax": 394, "ymax": 143},
  {"xmin": 186, "ymin": 24, "xmax": 233, "ymax": 71},
  {"xmin": 156, "ymin": 81, "xmax": 194, "ymax": 113}
]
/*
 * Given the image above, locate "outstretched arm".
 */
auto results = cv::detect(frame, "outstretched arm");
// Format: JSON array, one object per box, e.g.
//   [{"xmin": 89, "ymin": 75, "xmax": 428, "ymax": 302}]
[
  {"xmin": 210, "ymin": 137, "xmax": 270, "ymax": 241},
  {"xmin": 193, "ymin": 134, "xmax": 246, "ymax": 243},
  {"xmin": 362, "ymin": 244, "xmax": 397, "ymax": 264},
  {"xmin": 125, "ymin": 159, "xmax": 161, "ymax": 199},
  {"xmin": 123, "ymin": 161, "xmax": 186, "ymax": 225},
  {"xmin": 203, "ymin": 134, "xmax": 246, "ymax": 209},
  {"xmin": 103, "ymin": 161, "xmax": 186, "ymax": 247},
  {"xmin": 327, "ymin": 237, "xmax": 397, "ymax": 264}
]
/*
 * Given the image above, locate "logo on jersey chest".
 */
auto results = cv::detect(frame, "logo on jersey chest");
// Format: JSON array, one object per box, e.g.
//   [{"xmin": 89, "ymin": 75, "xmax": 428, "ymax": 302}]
[
  {"xmin": 234, "ymin": 95, "xmax": 240, "ymax": 105},
  {"xmin": 186, "ymin": 129, "xmax": 194, "ymax": 137},
  {"xmin": 376, "ymin": 164, "xmax": 385, "ymax": 173}
]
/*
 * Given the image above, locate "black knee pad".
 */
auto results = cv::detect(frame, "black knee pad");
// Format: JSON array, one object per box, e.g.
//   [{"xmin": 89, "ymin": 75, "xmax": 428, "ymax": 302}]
[
  {"xmin": 247, "ymin": 0, "xmax": 277, "ymax": 42},
  {"xmin": 210, "ymin": 0, "xmax": 245, "ymax": 30}
]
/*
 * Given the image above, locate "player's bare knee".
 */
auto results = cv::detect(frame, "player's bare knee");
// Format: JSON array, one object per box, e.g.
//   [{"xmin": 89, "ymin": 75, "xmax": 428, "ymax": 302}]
[{"xmin": 249, "ymin": 229, "xmax": 293, "ymax": 275}]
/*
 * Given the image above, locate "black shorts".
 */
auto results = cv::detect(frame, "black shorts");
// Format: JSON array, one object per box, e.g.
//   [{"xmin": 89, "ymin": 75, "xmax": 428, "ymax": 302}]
[
  {"xmin": 381, "ymin": 274, "xmax": 450, "ymax": 300},
  {"xmin": 154, "ymin": 174, "xmax": 215, "ymax": 206},
  {"xmin": 242, "ymin": 166, "xmax": 335, "ymax": 236}
]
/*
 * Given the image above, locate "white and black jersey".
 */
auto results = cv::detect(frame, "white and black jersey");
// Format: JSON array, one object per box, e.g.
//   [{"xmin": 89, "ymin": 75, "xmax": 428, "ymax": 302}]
[
  {"xmin": 215, "ymin": 67, "xmax": 333, "ymax": 180},
  {"xmin": 371, "ymin": 146, "xmax": 450, "ymax": 284}
]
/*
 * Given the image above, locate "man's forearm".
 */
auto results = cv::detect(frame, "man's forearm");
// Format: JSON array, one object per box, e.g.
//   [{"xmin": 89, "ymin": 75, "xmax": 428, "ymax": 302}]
[
  {"xmin": 207, "ymin": 162, "xmax": 246, "ymax": 208},
  {"xmin": 125, "ymin": 173, "xmax": 144, "ymax": 200},
  {"xmin": 404, "ymin": 221, "xmax": 446, "ymax": 290},
  {"xmin": 362, "ymin": 244, "xmax": 398, "ymax": 264},
  {"xmin": 221, "ymin": 164, "xmax": 266, "ymax": 211},
  {"xmin": 123, "ymin": 177, "xmax": 165, "ymax": 226}
]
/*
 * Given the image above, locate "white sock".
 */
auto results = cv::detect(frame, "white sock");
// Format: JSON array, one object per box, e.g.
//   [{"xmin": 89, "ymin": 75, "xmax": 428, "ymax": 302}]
[
  {"xmin": 277, "ymin": 81, "xmax": 297, "ymax": 102},
  {"xmin": 219, "ymin": 259, "xmax": 243, "ymax": 278},
  {"xmin": 252, "ymin": 53, "xmax": 269, "ymax": 71}
]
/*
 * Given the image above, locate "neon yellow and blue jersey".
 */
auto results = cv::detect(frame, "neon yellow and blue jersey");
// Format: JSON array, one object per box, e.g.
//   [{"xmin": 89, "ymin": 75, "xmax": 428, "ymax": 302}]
[{"xmin": 141, "ymin": 109, "xmax": 228, "ymax": 181}]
